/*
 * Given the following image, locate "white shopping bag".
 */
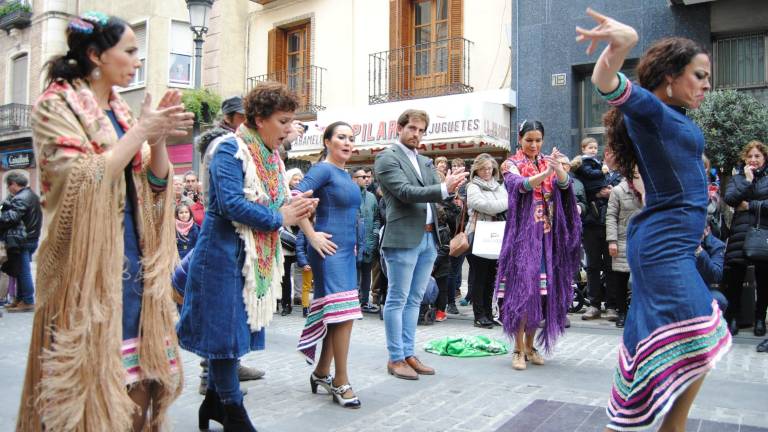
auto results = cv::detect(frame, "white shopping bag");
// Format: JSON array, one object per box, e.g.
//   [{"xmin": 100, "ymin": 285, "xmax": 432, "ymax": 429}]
[{"xmin": 471, "ymin": 221, "xmax": 506, "ymax": 259}]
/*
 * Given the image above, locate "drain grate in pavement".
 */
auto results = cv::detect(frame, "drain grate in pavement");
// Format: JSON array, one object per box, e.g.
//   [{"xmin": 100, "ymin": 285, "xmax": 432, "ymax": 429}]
[{"xmin": 494, "ymin": 400, "xmax": 768, "ymax": 432}]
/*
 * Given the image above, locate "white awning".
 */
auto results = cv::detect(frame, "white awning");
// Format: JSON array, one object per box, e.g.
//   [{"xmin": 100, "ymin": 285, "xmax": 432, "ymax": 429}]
[{"xmin": 288, "ymin": 95, "xmax": 511, "ymax": 162}]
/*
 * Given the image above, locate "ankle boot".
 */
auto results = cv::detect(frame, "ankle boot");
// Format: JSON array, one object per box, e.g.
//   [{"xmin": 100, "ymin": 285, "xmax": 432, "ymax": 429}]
[
  {"xmin": 755, "ymin": 319, "xmax": 766, "ymax": 337},
  {"xmin": 199, "ymin": 389, "xmax": 225, "ymax": 430},
  {"xmin": 222, "ymin": 402, "xmax": 257, "ymax": 432},
  {"xmin": 728, "ymin": 318, "xmax": 739, "ymax": 336}
]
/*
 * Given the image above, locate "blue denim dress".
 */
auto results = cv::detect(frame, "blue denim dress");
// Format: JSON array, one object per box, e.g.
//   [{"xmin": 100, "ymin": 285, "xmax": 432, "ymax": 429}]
[
  {"xmin": 177, "ymin": 138, "xmax": 283, "ymax": 359},
  {"xmin": 604, "ymin": 81, "xmax": 731, "ymax": 430}
]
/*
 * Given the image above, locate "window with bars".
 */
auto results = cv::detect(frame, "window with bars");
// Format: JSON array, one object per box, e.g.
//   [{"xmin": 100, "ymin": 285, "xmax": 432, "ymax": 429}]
[
  {"xmin": 127, "ymin": 22, "xmax": 147, "ymax": 87},
  {"xmin": 714, "ymin": 33, "xmax": 767, "ymax": 89},
  {"xmin": 169, "ymin": 21, "xmax": 194, "ymax": 86}
]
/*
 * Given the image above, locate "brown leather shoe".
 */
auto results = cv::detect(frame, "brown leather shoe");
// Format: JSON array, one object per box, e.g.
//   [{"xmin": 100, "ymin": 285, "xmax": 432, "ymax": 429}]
[
  {"xmin": 405, "ymin": 356, "xmax": 435, "ymax": 375},
  {"xmin": 387, "ymin": 360, "xmax": 418, "ymax": 380},
  {"xmin": 6, "ymin": 301, "xmax": 34, "ymax": 313}
]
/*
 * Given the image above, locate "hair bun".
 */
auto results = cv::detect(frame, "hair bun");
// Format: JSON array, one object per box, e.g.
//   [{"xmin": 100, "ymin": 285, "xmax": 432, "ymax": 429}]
[{"xmin": 81, "ymin": 11, "xmax": 110, "ymax": 27}]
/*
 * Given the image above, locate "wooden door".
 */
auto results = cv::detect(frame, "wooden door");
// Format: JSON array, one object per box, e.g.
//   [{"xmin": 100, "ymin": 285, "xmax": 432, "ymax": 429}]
[{"xmin": 412, "ymin": 0, "xmax": 449, "ymax": 94}]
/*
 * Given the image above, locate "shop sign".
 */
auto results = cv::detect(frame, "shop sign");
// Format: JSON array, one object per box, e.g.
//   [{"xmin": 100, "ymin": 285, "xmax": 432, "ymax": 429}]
[
  {"xmin": 290, "ymin": 101, "xmax": 510, "ymax": 158},
  {"xmin": 1, "ymin": 149, "xmax": 35, "ymax": 169}
]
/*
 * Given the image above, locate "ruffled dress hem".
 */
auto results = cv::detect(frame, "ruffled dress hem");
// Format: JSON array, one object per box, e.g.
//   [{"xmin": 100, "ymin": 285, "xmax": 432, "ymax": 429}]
[{"xmin": 297, "ymin": 290, "xmax": 362, "ymax": 364}]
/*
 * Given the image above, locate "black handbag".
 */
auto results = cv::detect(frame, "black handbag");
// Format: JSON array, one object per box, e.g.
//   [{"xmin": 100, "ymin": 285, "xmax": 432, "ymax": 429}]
[
  {"xmin": 743, "ymin": 210, "xmax": 768, "ymax": 262},
  {"xmin": 279, "ymin": 227, "xmax": 297, "ymax": 252}
]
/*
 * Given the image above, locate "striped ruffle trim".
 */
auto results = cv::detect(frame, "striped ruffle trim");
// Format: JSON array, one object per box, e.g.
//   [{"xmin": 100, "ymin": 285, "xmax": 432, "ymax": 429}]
[
  {"xmin": 597, "ymin": 72, "xmax": 633, "ymax": 107},
  {"xmin": 297, "ymin": 290, "xmax": 362, "ymax": 364},
  {"xmin": 606, "ymin": 300, "xmax": 731, "ymax": 431},
  {"xmin": 122, "ymin": 337, "xmax": 180, "ymax": 385}
]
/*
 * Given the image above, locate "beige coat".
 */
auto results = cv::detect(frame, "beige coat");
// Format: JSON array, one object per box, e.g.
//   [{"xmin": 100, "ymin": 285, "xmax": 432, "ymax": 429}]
[{"xmin": 606, "ymin": 180, "xmax": 642, "ymax": 272}]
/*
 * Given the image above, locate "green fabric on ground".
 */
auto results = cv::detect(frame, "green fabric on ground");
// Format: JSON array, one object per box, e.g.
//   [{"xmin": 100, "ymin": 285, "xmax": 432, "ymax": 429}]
[{"xmin": 424, "ymin": 335, "xmax": 510, "ymax": 357}]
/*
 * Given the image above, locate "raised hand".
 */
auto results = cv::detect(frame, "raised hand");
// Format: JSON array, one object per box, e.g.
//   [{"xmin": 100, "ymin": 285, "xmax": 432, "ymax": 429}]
[
  {"xmin": 280, "ymin": 190, "xmax": 317, "ymax": 226},
  {"xmin": 137, "ymin": 93, "xmax": 194, "ymax": 145},
  {"xmin": 444, "ymin": 167, "xmax": 469, "ymax": 193},
  {"xmin": 576, "ymin": 8, "xmax": 638, "ymax": 94}
]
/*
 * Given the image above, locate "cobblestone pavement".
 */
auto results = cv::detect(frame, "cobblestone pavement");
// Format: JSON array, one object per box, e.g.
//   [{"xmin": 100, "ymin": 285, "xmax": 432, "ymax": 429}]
[{"xmin": 1, "ymin": 306, "xmax": 767, "ymax": 432}]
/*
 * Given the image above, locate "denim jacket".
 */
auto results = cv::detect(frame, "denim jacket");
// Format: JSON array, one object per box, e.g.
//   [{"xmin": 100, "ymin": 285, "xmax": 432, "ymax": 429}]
[{"xmin": 177, "ymin": 137, "xmax": 283, "ymax": 358}]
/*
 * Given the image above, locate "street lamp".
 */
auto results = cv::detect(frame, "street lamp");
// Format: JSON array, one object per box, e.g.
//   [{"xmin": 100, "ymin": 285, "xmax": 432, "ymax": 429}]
[{"xmin": 186, "ymin": 0, "xmax": 214, "ymax": 174}]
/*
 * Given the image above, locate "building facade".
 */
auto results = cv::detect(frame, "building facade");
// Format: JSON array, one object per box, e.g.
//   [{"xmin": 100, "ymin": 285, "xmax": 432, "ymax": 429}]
[
  {"xmin": 0, "ymin": 0, "xmax": 255, "ymax": 200},
  {"xmin": 515, "ymin": 0, "xmax": 768, "ymax": 158},
  {"xmin": 247, "ymin": 0, "xmax": 515, "ymax": 166}
]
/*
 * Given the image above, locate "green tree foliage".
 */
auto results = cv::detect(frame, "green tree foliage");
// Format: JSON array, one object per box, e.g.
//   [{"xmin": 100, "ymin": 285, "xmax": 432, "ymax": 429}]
[
  {"xmin": 691, "ymin": 89, "xmax": 768, "ymax": 175},
  {"xmin": 181, "ymin": 88, "xmax": 222, "ymax": 125}
]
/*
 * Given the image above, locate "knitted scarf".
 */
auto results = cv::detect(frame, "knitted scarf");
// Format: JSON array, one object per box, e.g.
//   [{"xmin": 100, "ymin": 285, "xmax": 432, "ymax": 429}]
[
  {"xmin": 176, "ymin": 217, "xmax": 195, "ymax": 236},
  {"xmin": 233, "ymin": 125, "xmax": 289, "ymax": 331}
]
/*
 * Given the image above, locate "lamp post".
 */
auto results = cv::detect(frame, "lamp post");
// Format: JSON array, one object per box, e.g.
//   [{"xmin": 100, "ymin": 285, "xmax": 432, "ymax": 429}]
[{"xmin": 186, "ymin": 0, "xmax": 214, "ymax": 174}]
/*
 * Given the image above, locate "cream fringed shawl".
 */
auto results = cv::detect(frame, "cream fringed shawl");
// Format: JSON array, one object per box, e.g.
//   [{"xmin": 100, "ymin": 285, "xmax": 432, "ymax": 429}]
[{"xmin": 17, "ymin": 80, "xmax": 182, "ymax": 431}]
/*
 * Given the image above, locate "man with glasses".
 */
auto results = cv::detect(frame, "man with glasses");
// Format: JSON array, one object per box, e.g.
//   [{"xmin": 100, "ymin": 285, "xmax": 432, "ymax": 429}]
[{"xmin": 353, "ymin": 168, "xmax": 380, "ymax": 313}]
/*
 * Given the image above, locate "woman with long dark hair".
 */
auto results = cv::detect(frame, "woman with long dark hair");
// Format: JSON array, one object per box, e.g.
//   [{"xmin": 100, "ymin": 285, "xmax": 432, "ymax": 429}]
[
  {"xmin": 295, "ymin": 121, "xmax": 364, "ymax": 408},
  {"xmin": 578, "ymin": 8, "xmax": 731, "ymax": 431},
  {"xmin": 18, "ymin": 11, "xmax": 194, "ymax": 431}
]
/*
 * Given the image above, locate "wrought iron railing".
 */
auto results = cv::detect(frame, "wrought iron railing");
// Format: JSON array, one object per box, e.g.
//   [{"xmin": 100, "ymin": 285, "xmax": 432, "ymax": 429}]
[
  {"xmin": 0, "ymin": 103, "xmax": 32, "ymax": 134},
  {"xmin": 247, "ymin": 65, "xmax": 325, "ymax": 116},
  {"xmin": 369, "ymin": 37, "xmax": 473, "ymax": 104}
]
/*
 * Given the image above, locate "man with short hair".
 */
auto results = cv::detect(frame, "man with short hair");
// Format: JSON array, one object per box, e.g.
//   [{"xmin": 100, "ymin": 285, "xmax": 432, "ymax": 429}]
[
  {"xmin": 353, "ymin": 167, "xmax": 380, "ymax": 313},
  {"xmin": 1, "ymin": 173, "xmax": 42, "ymax": 312},
  {"xmin": 375, "ymin": 109, "xmax": 467, "ymax": 380}
]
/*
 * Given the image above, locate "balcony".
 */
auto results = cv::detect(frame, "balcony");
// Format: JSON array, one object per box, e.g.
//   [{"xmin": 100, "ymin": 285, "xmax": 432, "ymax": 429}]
[
  {"xmin": 247, "ymin": 65, "xmax": 326, "ymax": 118},
  {"xmin": 0, "ymin": 103, "xmax": 32, "ymax": 135},
  {"xmin": 369, "ymin": 37, "xmax": 473, "ymax": 105},
  {"xmin": 0, "ymin": 1, "xmax": 32, "ymax": 33}
]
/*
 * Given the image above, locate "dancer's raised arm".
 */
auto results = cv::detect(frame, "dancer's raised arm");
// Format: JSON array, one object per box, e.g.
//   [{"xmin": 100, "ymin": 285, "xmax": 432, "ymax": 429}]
[{"xmin": 576, "ymin": 8, "xmax": 638, "ymax": 94}]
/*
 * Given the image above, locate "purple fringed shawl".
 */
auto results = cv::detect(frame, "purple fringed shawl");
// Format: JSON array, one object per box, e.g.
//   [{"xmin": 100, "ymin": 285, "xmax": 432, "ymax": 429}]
[{"xmin": 495, "ymin": 171, "xmax": 582, "ymax": 353}]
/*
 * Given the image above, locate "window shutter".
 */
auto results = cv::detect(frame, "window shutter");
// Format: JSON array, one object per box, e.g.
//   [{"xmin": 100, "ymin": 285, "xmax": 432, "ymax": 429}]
[
  {"xmin": 268, "ymin": 27, "xmax": 287, "ymax": 76},
  {"xmin": 448, "ymin": 0, "xmax": 463, "ymax": 84},
  {"xmin": 171, "ymin": 21, "xmax": 193, "ymax": 55},
  {"xmin": 11, "ymin": 54, "xmax": 28, "ymax": 104},
  {"xmin": 134, "ymin": 23, "xmax": 147, "ymax": 59},
  {"xmin": 389, "ymin": 0, "xmax": 412, "ymax": 95}
]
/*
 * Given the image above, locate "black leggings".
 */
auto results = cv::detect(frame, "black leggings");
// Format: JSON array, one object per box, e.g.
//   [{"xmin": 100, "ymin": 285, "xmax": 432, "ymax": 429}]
[
  {"xmin": 467, "ymin": 255, "xmax": 497, "ymax": 320},
  {"xmin": 725, "ymin": 262, "xmax": 768, "ymax": 323},
  {"xmin": 281, "ymin": 255, "xmax": 297, "ymax": 307}
]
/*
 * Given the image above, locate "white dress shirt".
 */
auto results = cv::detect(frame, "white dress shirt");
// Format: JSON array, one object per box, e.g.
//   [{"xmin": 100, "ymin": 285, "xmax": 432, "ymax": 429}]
[{"xmin": 393, "ymin": 141, "xmax": 449, "ymax": 225}]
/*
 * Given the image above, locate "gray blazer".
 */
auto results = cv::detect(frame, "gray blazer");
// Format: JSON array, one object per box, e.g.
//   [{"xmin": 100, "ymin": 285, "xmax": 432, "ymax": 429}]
[{"xmin": 374, "ymin": 144, "xmax": 445, "ymax": 249}]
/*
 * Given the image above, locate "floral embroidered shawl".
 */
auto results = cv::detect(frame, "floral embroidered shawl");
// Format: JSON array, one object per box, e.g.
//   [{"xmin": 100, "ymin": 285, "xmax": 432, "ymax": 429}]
[{"xmin": 17, "ymin": 79, "xmax": 181, "ymax": 431}]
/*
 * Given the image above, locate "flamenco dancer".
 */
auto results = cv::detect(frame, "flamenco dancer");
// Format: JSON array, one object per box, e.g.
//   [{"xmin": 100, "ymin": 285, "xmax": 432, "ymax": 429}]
[{"xmin": 576, "ymin": 8, "xmax": 731, "ymax": 431}]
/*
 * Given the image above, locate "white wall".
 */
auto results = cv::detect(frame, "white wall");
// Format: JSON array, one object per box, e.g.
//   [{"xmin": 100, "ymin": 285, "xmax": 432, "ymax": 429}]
[{"xmin": 248, "ymin": 0, "xmax": 512, "ymax": 113}]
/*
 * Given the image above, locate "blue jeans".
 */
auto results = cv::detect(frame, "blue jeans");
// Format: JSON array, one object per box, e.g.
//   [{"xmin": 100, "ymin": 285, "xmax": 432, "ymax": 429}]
[
  {"xmin": 448, "ymin": 253, "xmax": 465, "ymax": 303},
  {"xmin": 382, "ymin": 233, "xmax": 437, "ymax": 362},
  {"xmin": 209, "ymin": 358, "xmax": 242, "ymax": 404},
  {"xmin": 17, "ymin": 241, "xmax": 38, "ymax": 304}
]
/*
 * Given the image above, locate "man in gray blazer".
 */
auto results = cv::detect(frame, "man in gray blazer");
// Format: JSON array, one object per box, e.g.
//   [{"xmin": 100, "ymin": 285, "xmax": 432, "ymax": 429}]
[{"xmin": 375, "ymin": 109, "xmax": 467, "ymax": 380}]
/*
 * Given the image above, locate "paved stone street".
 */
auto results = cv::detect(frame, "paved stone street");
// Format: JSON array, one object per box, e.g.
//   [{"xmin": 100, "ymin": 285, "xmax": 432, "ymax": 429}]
[{"xmin": 1, "ymin": 305, "xmax": 767, "ymax": 432}]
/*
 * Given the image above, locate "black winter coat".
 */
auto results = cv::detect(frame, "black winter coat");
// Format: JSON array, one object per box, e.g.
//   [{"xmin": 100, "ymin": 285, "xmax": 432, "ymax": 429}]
[
  {"xmin": 0, "ymin": 188, "xmax": 42, "ymax": 245},
  {"xmin": 724, "ymin": 165, "xmax": 768, "ymax": 266}
]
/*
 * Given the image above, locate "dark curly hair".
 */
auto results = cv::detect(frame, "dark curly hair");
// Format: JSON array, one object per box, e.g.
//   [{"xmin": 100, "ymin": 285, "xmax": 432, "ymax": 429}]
[
  {"xmin": 243, "ymin": 81, "xmax": 299, "ymax": 128},
  {"xmin": 603, "ymin": 37, "xmax": 707, "ymax": 180},
  {"xmin": 602, "ymin": 107, "xmax": 634, "ymax": 179},
  {"xmin": 636, "ymin": 37, "xmax": 708, "ymax": 91},
  {"xmin": 45, "ymin": 13, "xmax": 129, "ymax": 85}
]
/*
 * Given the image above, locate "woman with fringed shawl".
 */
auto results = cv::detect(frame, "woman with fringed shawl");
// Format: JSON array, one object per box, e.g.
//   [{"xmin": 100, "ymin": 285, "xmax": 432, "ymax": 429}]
[
  {"xmin": 496, "ymin": 120, "xmax": 582, "ymax": 371},
  {"xmin": 17, "ymin": 12, "xmax": 194, "ymax": 432}
]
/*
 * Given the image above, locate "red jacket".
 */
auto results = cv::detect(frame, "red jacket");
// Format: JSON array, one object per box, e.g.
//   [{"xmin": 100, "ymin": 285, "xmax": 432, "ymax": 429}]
[{"xmin": 190, "ymin": 201, "xmax": 205, "ymax": 226}]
